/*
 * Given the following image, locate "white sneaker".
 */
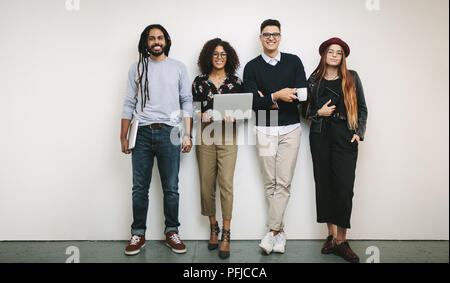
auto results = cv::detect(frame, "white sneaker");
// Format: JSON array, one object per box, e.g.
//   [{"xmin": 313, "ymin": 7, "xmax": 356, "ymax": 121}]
[
  {"xmin": 259, "ymin": 232, "xmax": 276, "ymax": 255},
  {"xmin": 272, "ymin": 232, "xmax": 287, "ymax": 253}
]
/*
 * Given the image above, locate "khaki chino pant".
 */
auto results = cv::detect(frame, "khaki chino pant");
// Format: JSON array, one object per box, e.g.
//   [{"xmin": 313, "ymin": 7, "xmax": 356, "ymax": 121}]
[
  {"xmin": 196, "ymin": 122, "xmax": 237, "ymax": 220},
  {"xmin": 256, "ymin": 126, "xmax": 301, "ymax": 231}
]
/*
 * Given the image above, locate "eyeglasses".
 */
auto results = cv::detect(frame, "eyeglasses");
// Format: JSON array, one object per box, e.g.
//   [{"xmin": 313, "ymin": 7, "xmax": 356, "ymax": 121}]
[
  {"xmin": 327, "ymin": 49, "xmax": 343, "ymax": 56},
  {"xmin": 261, "ymin": 32, "xmax": 281, "ymax": 39},
  {"xmin": 212, "ymin": 52, "xmax": 227, "ymax": 58}
]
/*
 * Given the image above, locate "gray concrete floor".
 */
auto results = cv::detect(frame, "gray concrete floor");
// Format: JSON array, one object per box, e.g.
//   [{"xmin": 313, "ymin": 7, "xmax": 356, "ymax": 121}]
[{"xmin": 0, "ymin": 240, "xmax": 448, "ymax": 263}]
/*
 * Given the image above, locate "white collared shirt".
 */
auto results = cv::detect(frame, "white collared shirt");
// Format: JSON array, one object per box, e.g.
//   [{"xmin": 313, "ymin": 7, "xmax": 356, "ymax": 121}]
[
  {"xmin": 255, "ymin": 52, "xmax": 306, "ymax": 136},
  {"xmin": 261, "ymin": 52, "xmax": 281, "ymax": 67}
]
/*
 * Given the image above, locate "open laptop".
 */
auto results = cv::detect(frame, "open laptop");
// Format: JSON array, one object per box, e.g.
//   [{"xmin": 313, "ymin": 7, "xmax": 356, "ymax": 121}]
[{"xmin": 212, "ymin": 93, "xmax": 253, "ymax": 121}]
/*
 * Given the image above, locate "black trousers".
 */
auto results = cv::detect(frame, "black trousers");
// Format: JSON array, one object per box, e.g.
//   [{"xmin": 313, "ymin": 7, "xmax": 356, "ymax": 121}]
[{"xmin": 309, "ymin": 119, "xmax": 358, "ymax": 229}]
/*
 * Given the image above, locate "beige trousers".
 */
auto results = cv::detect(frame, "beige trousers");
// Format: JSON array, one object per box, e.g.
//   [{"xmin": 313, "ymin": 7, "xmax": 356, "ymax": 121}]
[
  {"xmin": 196, "ymin": 122, "xmax": 238, "ymax": 220},
  {"xmin": 256, "ymin": 126, "xmax": 301, "ymax": 231}
]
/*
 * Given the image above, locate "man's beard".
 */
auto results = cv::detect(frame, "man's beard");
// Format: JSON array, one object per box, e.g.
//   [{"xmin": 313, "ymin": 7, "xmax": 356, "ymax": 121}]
[{"xmin": 148, "ymin": 44, "xmax": 165, "ymax": 57}]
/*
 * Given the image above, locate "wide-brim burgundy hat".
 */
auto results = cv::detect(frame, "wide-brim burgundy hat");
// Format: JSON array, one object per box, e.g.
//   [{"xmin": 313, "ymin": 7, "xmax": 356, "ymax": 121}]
[{"xmin": 319, "ymin": 37, "xmax": 350, "ymax": 57}]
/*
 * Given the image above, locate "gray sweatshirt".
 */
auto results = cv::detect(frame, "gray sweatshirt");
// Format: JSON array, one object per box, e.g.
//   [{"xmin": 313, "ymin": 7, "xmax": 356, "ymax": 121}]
[{"xmin": 122, "ymin": 57, "xmax": 193, "ymax": 127}]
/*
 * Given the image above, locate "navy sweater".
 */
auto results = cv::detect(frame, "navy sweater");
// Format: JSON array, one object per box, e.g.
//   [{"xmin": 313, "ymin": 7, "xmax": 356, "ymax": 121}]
[{"xmin": 243, "ymin": 53, "xmax": 307, "ymax": 126}]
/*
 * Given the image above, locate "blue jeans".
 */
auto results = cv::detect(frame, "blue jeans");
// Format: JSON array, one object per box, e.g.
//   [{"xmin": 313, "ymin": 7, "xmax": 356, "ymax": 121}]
[{"xmin": 131, "ymin": 126, "xmax": 181, "ymax": 236}]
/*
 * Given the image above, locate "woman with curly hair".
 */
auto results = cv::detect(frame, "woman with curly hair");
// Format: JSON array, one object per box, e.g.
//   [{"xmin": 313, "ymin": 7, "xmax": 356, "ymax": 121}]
[{"xmin": 192, "ymin": 38, "xmax": 243, "ymax": 259}]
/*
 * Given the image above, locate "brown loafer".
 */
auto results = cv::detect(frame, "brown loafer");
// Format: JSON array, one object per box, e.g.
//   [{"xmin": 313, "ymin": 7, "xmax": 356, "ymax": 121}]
[
  {"xmin": 334, "ymin": 241, "xmax": 360, "ymax": 263},
  {"xmin": 321, "ymin": 235, "xmax": 335, "ymax": 254}
]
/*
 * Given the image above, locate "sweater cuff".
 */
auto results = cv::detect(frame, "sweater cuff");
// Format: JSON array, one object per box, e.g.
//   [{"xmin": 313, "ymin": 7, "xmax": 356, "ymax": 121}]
[
  {"xmin": 271, "ymin": 93, "xmax": 279, "ymax": 108},
  {"xmin": 122, "ymin": 110, "xmax": 133, "ymax": 121}
]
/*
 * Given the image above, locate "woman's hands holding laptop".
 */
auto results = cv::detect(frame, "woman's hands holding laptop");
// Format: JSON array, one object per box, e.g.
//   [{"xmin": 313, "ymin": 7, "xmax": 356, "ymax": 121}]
[
  {"xmin": 201, "ymin": 111, "xmax": 212, "ymax": 123},
  {"xmin": 223, "ymin": 115, "xmax": 235, "ymax": 123},
  {"xmin": 201, "ymin": 109, "xmax": 235, "ymax": 123}
]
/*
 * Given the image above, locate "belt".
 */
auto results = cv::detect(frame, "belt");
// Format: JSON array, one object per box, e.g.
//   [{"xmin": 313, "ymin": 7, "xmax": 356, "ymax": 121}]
[{"xmin": 147, "ymin": 123, "xmax": 170, "ymax": 129}]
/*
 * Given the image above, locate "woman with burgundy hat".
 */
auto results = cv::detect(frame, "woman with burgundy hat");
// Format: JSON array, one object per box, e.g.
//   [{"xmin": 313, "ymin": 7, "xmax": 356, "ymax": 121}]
[{"xmin": 305, "ymin": 37, "xmax": 368, "ymax": 263}]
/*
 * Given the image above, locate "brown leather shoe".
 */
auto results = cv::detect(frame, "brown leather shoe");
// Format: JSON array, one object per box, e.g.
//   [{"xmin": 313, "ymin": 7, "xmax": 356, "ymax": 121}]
[
  {"xmin": 166, "ymin": 232, "xmax": 187, "ymax": 254},
  {"xmin": 321, "ymin": 235, "xmax": 335, "ymax": 254},
  {"xmin": 334, "ymin": 241, "xmax": 360, "ymax": 263},
  {"xmin": 124, "ymin": 235, "xmax": 146, "ymax": 256}
]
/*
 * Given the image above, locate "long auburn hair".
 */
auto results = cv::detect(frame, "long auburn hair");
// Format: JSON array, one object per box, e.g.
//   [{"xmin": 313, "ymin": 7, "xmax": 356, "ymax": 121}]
[{"xmin": 312, "ymin": 45, "xmax": 358, "ymax": 130}]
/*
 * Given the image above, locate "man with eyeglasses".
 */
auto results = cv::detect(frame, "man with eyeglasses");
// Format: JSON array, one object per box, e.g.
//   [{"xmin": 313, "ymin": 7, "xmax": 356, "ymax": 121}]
[{"xmin": 243, "ymin": 19, "xmax": 308, "ymax": 255}]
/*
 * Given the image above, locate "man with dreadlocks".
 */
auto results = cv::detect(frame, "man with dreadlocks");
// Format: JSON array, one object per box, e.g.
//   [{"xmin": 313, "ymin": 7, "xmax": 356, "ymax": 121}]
[{"xmin": 120, "ymin": 24, "xmax": 193, "ymax": 256}]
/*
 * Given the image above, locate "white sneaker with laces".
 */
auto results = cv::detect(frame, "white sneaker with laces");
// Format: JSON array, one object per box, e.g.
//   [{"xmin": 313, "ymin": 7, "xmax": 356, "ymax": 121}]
[
  {"xmin": 272, "ymin": 232, "xmax": 287, "ymax": 253},
  {"xmin": 259, "ymin": 231, "xmax": 276, "ymax": 255}
]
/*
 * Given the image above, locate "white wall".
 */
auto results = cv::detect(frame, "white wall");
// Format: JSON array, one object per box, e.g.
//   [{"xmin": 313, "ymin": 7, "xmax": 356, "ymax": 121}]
[{"xmin": 0, "ymin": 0, "xmax": 448, "ymax": 241}]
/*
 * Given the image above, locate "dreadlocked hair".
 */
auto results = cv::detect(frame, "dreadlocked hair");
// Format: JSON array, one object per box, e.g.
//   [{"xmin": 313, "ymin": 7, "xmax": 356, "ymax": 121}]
[{"xmin": 134, "ymin": 24, "xmax": 172, "ymax": 111}]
